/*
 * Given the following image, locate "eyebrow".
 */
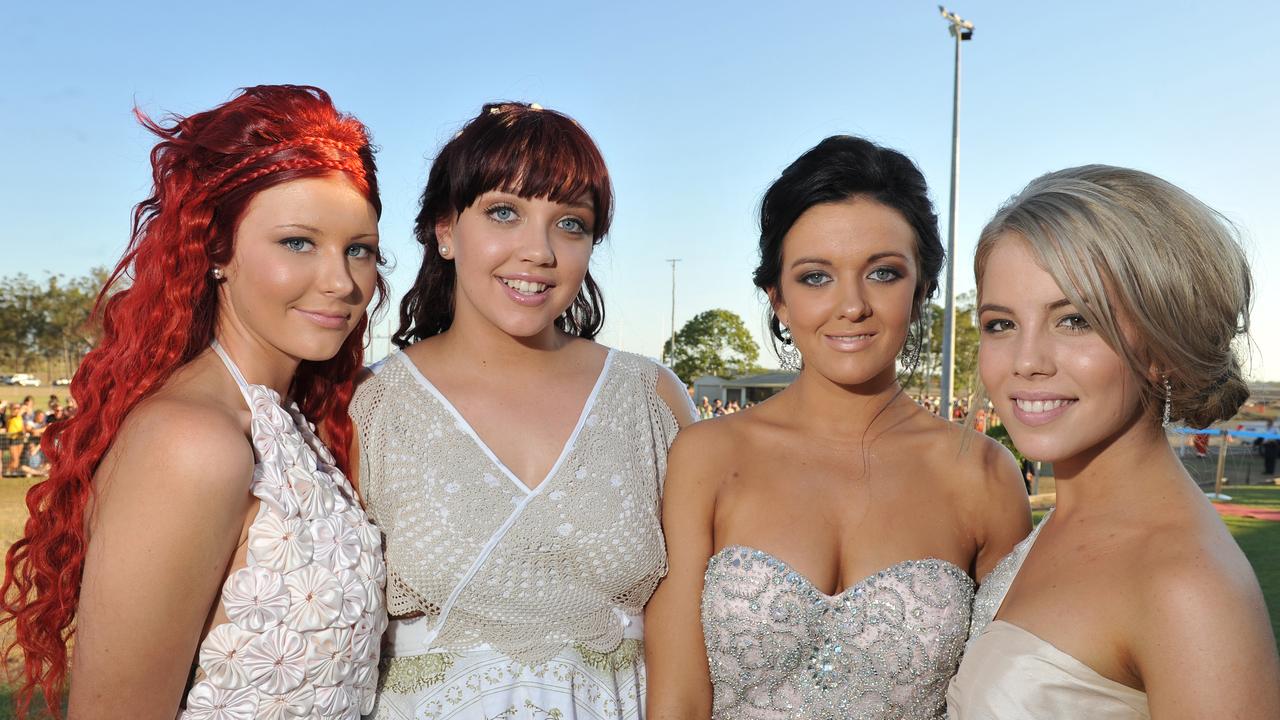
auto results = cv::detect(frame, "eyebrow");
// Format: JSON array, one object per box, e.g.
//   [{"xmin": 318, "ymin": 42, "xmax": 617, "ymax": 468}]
[
  {"xmin": 868, "ymin": 251, "xmax": 910, "ymax": 264},
  {"xmin": 788, "ymin": 251, "xmax": 910, "ymax": 270},
  {"xmin": 488, "ymin": 190, "xmax": 595, "ymax": 213},
  {"xmin": 790, "ymin": 257, "xmax": 833, "ymax": 269},
  {"xmin": 275, "ymin": 223, "xmax": 378, "ymax": 241},
  {"xmin": 978, "ymin": 297, "xmax": 1074, "ymax": 315}
]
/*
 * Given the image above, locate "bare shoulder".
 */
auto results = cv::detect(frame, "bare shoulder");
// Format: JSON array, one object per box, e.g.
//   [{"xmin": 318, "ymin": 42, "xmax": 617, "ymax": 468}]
[
  {"xmin": 908, "ymin": 414, "xmax": 1022, "ymax": 493},
  {"xmin": 1135, "ymin": 515, "xmax": 1266, "ymax": 625},
  {"xmin": 903, "ymin": 414, "xmax": 1030, "ymax": 569},
  {"xmin": 1130, "ymin": 512, "xmax": 1280, "ymax": 710},
  {"xmin": 99, "ymin": 390, "xmax": 254, "ymax": 513},
  {"xmin": 667, "ymin": 414, "xmax": 740, "ymax": 467}
]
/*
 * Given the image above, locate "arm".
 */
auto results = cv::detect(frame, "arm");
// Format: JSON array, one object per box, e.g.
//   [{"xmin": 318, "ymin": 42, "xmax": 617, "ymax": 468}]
[
  {"xmin": 645, "ymin": 425, "xmax": 720, "ymax": 719},
  {"xmin": 67, "ymin": 400, "xmax": 254, "ymax": 720},
  {"xmin": 1136, "ymin": 550, "xmax": 1280, "ymax": 719},
  {"xmin": 968, "ymin": 436, "xmax": 1032, "ymax": 582}
]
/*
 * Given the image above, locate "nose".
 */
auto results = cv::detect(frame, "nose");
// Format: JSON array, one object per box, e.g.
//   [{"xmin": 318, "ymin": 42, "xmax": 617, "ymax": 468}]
[
  {"xmin": 837, "ymin": 279, "xmax": 869, "ymax": 321},
  {"xmin": 318, "ymin": 248, "xmax": 357, "ymax": 298},
  {"xmin": 519, "ymin": 223, "xmax": 556, "ymax": 266},
  {"xmin": 1011, "ymin": 326, "xmax": 1055, "ymax": 379}
]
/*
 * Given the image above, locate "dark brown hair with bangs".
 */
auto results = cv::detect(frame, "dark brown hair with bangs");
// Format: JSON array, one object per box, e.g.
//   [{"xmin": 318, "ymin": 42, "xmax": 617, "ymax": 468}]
[{"xmin": 394, "ymin": 101, "xmax": 614, "ymax": 345}]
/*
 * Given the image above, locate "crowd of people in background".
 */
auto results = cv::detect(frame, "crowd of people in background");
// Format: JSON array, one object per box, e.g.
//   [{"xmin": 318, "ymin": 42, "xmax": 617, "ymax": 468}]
[
  {"xmin": 2, "ymin": 393, "xmax": 75, "ymax": 477},
  {"xmin": 695, "ymin": 396, "xmax": 755, "ymax": 419}
]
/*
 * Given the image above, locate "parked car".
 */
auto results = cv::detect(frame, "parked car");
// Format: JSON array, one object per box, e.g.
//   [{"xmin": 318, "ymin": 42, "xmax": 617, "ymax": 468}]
[
  {"xmin": 53, "ymin": 378, "xmax": 71, "ymax": 386},
  {"xmin": 7, "ymin": 374, "xmax": 41, "ymax": 387}
]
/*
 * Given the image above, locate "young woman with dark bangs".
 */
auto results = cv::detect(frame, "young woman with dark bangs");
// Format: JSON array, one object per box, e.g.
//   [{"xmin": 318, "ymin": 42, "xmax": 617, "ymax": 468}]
[
  {"xmin": 350, "ymin": 102, "xmax": 696, "ymax": 718},
  {"xmin": 0, "ymin": 86, "xmax": 388, "ymax": 719}
]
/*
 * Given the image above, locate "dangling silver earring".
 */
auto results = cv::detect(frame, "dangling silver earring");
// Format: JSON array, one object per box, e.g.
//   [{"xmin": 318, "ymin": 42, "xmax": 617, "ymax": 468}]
[
  {"xmin": 900, "ymin": 318, "xmax": 924, "ymax": 377},
  {"xmin": 778, "ymin": 327, "xmax": 802, "ymax": 372},
  {"xmin": 210, "ymin": 267, "xmax": 224, "ymax": 280},
  {"xmin": 1162, "ymin": 374, "xmax": 1173, "ymax": 427}
]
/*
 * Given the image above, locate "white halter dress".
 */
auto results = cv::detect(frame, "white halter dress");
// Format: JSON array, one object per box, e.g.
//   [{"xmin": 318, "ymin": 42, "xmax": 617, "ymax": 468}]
[{"xmin": 178, "ymin": 342, "xmax": 388, "ymax": 720}]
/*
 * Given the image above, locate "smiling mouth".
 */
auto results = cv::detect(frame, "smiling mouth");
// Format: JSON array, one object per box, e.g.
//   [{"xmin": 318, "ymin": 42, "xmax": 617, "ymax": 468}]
[
  {"xmin": 295, "ymin": 309, "xmax": 350, "ymax": 329},
  {"xmin": 1014, "ymin": 398, "xmax": 1077, "ymax": 413},
  {"xmin": 499, "ymin": 277, "xmax": 550, "ymax": 295}
]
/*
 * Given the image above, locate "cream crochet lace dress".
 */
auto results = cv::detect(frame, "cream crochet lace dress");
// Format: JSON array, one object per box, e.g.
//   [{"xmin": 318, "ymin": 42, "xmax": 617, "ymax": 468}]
[{"xmin": 350, "ymin": 348, "xmax": 685, "ymax": 720}]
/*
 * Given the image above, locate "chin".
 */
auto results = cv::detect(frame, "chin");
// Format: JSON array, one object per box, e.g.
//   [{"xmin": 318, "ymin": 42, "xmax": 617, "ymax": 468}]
[
  {"xmin": 809, "ymin": 356, "xmax": 897, "ymax": 387},
  {"xmin": 1001, "ymin": 426, "xmax": 1091, "ymax": 466},
  {"xmin": 491, "ymin": 308, "xmax": 572, "ymax": 339},
  {"xmin": 286, "ymin": 336, "xmax": 354, "ymax": 364}
]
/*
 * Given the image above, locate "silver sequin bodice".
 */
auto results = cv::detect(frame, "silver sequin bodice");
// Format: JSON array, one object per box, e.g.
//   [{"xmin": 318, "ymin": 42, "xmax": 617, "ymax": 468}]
[{"xmin": 701, "ymin": 546, "xmax": 974, "ymax": 720}]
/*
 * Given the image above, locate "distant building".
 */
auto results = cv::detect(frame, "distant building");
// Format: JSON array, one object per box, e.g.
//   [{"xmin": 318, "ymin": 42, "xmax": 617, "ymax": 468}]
[{"xmin": 692, "ymin": 371, "xmax": 798, "ymax": 407}]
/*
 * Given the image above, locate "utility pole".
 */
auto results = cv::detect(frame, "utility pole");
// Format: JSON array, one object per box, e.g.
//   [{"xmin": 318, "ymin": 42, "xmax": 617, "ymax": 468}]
[
  {"xmin": 666, "ymin": 259, "xmax": 681, "ymax": 365},
  {"xmin": 938, "ymin": 6, "xmax": 974, "ymax": 420}
]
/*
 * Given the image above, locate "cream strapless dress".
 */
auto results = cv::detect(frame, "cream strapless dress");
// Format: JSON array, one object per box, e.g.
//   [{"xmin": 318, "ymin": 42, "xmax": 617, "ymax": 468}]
[{"xmin": 946, "ymin": 510, "xmax": 1151, "ymax": 719}]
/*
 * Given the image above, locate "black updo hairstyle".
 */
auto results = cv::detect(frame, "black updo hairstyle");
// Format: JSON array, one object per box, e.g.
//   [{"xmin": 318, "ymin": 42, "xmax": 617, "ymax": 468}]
[{"xmin": 753, "ymin": 135, "xmax": 945, "ymax": 360}]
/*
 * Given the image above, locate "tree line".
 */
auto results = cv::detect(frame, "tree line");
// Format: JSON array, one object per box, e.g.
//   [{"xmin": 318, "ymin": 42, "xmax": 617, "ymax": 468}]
[
  {"xmin": 0, "ymin": 268, "xmax": 108, "ymax": 380},
  {"xmin": 1, "ymin": 267, "xmax": 982, "ymax": 400}
]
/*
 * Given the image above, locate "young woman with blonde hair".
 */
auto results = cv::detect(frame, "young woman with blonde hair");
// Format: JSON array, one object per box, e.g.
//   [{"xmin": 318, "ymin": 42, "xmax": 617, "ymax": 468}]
[{"xmin": 949, "ymin": 165, "xmax": 1280, "ymax": 718}]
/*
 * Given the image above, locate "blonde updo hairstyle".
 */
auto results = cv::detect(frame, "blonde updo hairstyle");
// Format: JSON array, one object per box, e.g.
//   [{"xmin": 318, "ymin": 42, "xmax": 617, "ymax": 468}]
[{"xmin": 974, "ymin": 164, "xmax": 1252, "ymax": 429}]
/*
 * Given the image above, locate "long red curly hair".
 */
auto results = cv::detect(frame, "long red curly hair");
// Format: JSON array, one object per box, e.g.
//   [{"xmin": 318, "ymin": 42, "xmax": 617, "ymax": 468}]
[{"xmin": 0, "ymin": 85, "xmax": 385, "ymax": 718}]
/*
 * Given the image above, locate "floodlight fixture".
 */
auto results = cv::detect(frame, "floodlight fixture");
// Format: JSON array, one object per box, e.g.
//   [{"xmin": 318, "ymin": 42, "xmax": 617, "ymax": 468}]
[{"xmin": 939, "ymin": 6, "xmax": 975, "ymax": 40}]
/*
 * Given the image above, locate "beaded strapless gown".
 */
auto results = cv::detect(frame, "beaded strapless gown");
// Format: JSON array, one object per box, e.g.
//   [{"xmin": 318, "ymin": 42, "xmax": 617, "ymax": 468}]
[{"xmin": 701, "ymin": 546, "xmax": 974, "ymax": 720}]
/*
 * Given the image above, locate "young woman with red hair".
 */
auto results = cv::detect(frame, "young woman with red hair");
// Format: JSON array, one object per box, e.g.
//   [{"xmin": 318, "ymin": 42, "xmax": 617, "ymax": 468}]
[
  {"xmin": 349, "ymin": 102, "xmax": 695, "ymax": 718},
  {"xmin": 0, "ymin": 85, "xmax": 388, "ymax": 720}
]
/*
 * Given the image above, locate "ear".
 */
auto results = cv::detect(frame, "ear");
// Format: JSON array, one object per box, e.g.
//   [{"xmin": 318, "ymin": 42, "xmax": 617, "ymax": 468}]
[
  {"xmin": 435, "ymin": 214, "xmax": 456, "ymax": 258},
  {"xmin": 767, "ymin": 287, "xmax": 790, "ymax": 328}
]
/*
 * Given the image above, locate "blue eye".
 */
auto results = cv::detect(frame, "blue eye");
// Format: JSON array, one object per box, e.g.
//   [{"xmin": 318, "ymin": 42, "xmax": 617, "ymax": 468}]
[
  {"xmin": 867, "ymin": 267, "xmax": 903, "ymax": 283},
  {"xmin": 487, "ymin": 205, "xmax": 517, "ymax": 223},
  {"xmin": 558, "ymin": 217, "xmax": 587, "ymax": 234},
  {"xmin": 347, "ymin": 244, "xmax": 375, "ymax": 259},
  {"xmin": 799, "ymin": 271, "xmax": 830, "ymax": 287},
  {"xmin": 281, "ymin": 237, "xmax": 311, "ymax": 252}
]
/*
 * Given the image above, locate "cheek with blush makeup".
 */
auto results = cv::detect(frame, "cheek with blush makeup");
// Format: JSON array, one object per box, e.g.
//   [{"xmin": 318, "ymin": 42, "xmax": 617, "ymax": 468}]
[{"xmin": 977, "ymin": 237, "xmax": 1145, "ymax": 465}]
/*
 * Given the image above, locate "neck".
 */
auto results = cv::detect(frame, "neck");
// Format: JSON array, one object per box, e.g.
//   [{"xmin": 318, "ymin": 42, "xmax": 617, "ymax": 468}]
[
  {"xmin": 212, "ymin": 323, "xmax": 300, "ymax": 398},
  {"xmin": 1050, "ymin": 412, "xmax": 1189, "ymax": 516},
  {"xmin": 437, "ymin": 308, "xmax": 574, "ymax": 371},
  {"xmin": 780, "ymin": 365, "xmax": 907, "ymax": 437}
]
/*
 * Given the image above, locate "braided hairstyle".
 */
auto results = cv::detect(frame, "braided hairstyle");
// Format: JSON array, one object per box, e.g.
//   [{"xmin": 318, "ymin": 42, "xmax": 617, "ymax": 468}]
[{"xmin": 0, "ymin": 85, "xmax": 383, "ymax": 718}]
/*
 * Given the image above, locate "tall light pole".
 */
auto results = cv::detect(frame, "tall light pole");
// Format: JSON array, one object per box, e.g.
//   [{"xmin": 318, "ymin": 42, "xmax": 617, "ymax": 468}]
[
  {"xmin": 939, "ymin": 6, "xmax": 973, "ymax": 420},
  {"xmin": 666, "ymin": 259, "xmax": 681, "ymax": 364}
]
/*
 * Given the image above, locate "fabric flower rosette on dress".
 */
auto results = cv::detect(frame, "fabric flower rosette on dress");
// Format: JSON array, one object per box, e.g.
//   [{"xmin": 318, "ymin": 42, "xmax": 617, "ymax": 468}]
[{"xmin": 180, "ymin": 372, "xmax": 387, "ymax": 720}]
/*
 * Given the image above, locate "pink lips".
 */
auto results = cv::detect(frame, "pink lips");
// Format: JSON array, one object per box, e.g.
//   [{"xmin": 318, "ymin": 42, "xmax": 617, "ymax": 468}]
[
  {"xmin": 295, "ymin": 309, "xmax": 348, "ymax": 330},
  {"xmin": 1009, "ymin": 395, "xmax": 1078, "ymax": 427},
  {"xmin": 822, "ymin": 333, "xmax": 876, "ymax": 353},
  {"xmin": 496, "ymin": 277, "xmax": 551, "ymax": 307}
]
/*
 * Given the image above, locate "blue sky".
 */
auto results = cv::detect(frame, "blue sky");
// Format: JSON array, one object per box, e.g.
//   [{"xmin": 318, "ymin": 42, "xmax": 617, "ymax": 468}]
[{"xmin": 3, "ymin": 1, "xmax": 1277, "ymax": 378}]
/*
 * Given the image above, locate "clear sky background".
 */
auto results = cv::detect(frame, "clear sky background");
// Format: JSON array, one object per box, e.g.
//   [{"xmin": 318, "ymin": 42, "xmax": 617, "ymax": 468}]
[{"xmin": 3, "ymin": 1, "xmax": 1276, "ymax": 378}]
